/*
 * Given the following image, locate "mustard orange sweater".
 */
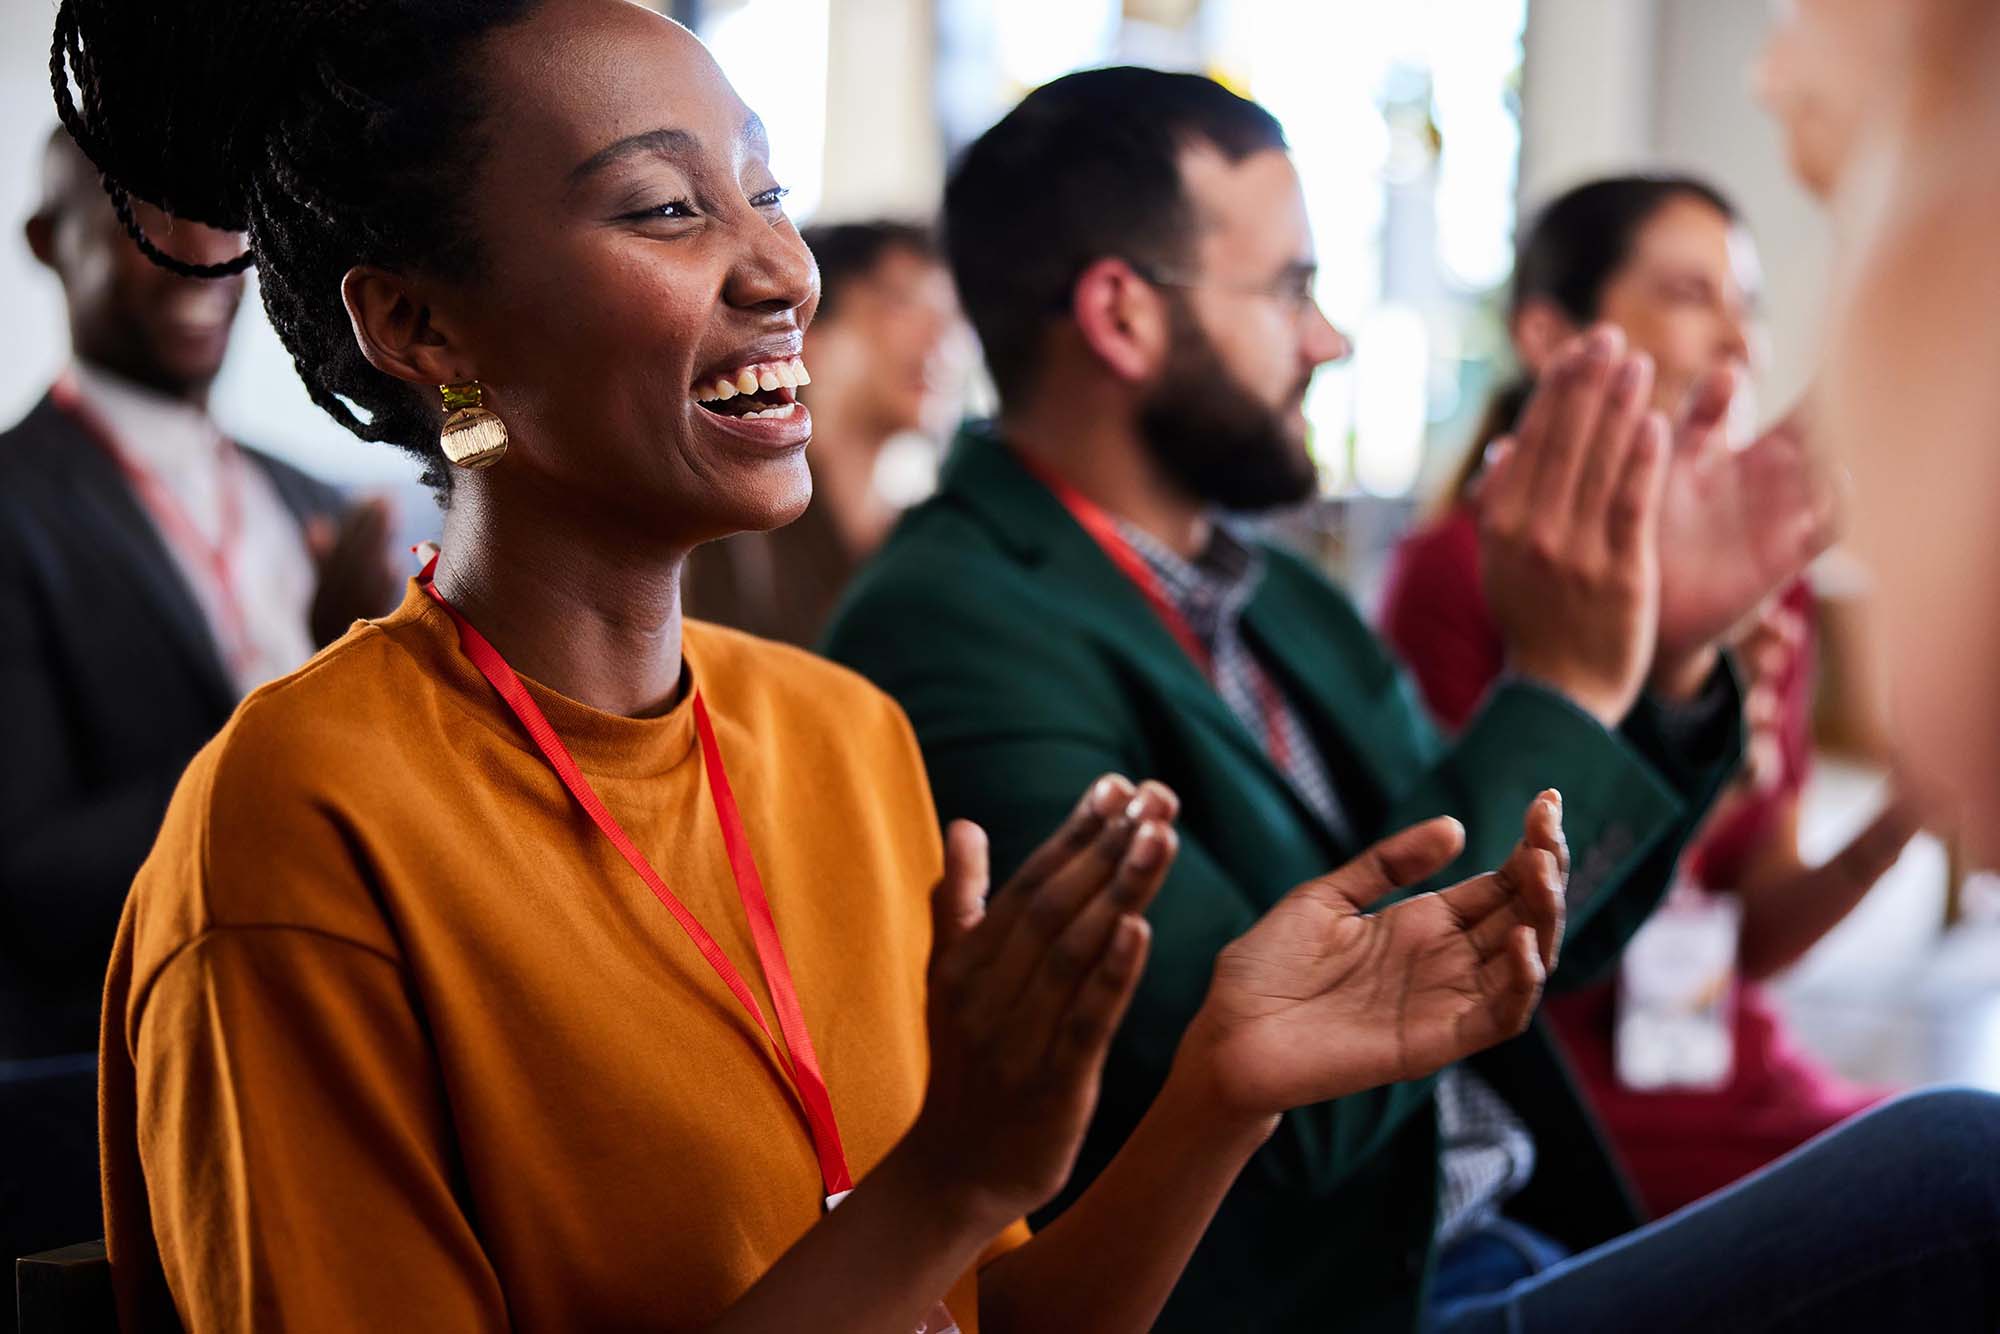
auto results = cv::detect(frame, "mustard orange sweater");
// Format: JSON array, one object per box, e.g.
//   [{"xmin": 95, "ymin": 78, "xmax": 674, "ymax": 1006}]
[{"xmin": 100, "ymin": 580, "xmax": 1025, "ymax": 1330}]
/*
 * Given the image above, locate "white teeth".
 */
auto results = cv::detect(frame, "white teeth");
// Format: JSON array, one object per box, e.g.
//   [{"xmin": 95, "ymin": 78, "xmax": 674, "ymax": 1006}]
[
  {"xmin": 693, "ymin": 359, "xmax": 811, "ymax": 402},
  {"xmin": 738, "ymin": 402, "xmax": 799, "ymax": 420}
]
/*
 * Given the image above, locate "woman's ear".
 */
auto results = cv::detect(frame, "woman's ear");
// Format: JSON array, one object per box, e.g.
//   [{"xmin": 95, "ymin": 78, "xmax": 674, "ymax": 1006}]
[
  {"xmin": 1070, "ymin": 256, "xmax": 1171, "ymax": 385},
  {"xmin": 1510, "ymin": 297, "xmax": 1579, "ymax": 378},
  {"xmin": 340, "ymin": 265, "xmax": 475, "ymax": 389}
]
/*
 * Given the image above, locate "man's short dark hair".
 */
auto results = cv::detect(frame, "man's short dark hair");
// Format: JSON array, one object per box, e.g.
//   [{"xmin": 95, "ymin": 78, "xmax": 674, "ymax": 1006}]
[
  {"xmin": 942, "ymin": 66, "xmax": 1287, "ymax": 405},
  {"xmin": 800, "ymin": 220, "xmax": 939, "ymax": 325}
]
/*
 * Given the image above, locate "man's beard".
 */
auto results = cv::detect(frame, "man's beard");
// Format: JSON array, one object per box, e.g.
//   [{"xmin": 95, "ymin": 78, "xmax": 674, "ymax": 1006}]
[{"xmin": 1136, "ymin": 299, "xmax": 1319, "ymax": 513}]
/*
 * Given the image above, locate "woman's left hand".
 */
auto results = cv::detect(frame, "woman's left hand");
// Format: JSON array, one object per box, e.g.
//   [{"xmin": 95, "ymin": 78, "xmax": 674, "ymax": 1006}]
[{"xmin": 1177, "ymin": 792, "xmax": 1567, "ymax": 1117}]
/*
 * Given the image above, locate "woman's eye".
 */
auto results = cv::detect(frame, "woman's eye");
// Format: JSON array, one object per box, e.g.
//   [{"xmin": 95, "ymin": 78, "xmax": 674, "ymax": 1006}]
[
  {"xmin": 626, "ymin": 199, "xmax": 697, "ymax": 222},
  {"xmin": 751, "ymin": 186, "xmax": 791, "ymax": 210}
]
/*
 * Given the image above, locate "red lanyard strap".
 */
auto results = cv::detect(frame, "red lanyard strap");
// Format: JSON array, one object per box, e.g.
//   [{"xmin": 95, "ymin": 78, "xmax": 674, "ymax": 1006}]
[
  {"xmin": 1018, "ymin": 452, "xmax": 1292, "ymax": 768},
  {"xmin": 419, "ymin": 558, "xmax": 853, "ymax": 1199}
]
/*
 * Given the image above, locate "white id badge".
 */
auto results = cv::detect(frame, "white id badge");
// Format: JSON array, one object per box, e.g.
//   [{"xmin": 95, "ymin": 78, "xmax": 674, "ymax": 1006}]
[
  {"xmin": 1615, "ymin": 883, "xmax": 1740, "ymax": 1091},
  {"xmin": 824, "ymin": 1191, "xmax": 963, "ymax": 1334}
]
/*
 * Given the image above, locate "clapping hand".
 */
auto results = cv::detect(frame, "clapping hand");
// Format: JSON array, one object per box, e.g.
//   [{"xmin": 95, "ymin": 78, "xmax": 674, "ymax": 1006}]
[
  {"xmin": 1654, "ymin": 372, "xmax": 1840, "ymax": 686},
  {"xmin": 1479, "ymin": 328, "xmax": 1671, "ymax": 726},
  {"xmin": 1180, "ymin": 793, "xmax": 1567, "ymax": 1116},
  {"xmin": 900, "ymin": 775, "xmax": 1180, "ymax": 1225},
  {"xmin": 308, "ymin": 497, "xmax": 401, "ymax": 647}
]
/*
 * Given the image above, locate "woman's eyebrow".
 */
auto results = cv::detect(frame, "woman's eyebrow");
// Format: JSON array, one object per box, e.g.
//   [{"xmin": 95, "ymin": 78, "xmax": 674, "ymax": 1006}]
[
  {"xmin": 568, "ymin": 127, "xmax": 699, "ymax": 191},
  {"xmin": 570, "ymin": 114, "xmax": 768, "ymax": 193}
]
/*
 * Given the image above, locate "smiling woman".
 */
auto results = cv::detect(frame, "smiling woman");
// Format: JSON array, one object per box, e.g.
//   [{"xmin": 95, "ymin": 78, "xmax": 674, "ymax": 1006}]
[{"xmin": 51, "ymin": 2, "xmax": 1576, "ymax": 1331}]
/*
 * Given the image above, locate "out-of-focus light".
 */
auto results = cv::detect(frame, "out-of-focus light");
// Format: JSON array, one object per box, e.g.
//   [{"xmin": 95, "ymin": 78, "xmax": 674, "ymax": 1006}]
[
  {"xmin": 705, "ymin": 0, "xmax": 831, "ymax": 221},
  {"xmin": 1353, "ymin": 304, "xmax": 1429, "ymax": 497}
]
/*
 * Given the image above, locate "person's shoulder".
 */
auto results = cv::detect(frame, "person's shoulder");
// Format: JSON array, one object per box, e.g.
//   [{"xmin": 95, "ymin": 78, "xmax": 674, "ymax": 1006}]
[
  {"xmin": 686, "ymin": 618, "xmax": 914, "ymax": 740},
  {"xmin": 203, "ymin": 618, "xmax": 428, "ymax": 794},
  {"xmin": 125, "ymin": 624, "xmax": 424, "ymax": 971},
  {"xmin": 0, "ymin": 394, "xmax": 85, "ymax": 487}
]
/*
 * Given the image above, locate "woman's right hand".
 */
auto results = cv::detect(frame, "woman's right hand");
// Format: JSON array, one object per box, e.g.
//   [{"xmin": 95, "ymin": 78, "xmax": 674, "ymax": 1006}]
[{"xmin": 899, "ymin": 775, "xmax": 1180, "ymax": 1229}]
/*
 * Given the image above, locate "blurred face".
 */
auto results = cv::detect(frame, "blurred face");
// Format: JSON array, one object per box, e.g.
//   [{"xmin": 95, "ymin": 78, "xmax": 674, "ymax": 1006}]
[
  {"xmin": 424, "ymin": 0, "xmax": 818, "ymax": 545},
  {"xmin": 35, "ymin": 168, "xmax": 246, "ymax": 399},
  {"xmin": 1536, "ymin": 197, "xmax": 1762, "ymax": 422},
  {"xmin": 1138, "ymin": 146, "xmax": 1351, "ymax": 511},
  {"xmin": 1755, "ymin": 0, "xmax": 1900, "ymax": 200},
  {"xmin": 804, "ymin": 246, "xmax": 963, "ymax": 438}
]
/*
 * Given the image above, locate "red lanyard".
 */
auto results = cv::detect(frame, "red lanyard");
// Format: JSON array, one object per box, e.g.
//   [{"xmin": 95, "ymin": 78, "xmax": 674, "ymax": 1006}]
[
  {"xmin": 51, "ymin": 372, "xmax": 253, "ymax": 673},
  {"xmin": 418, "ymin": 557, "xmax": 854, "ymax": 1203},
  {"xmin": 1018, "ymin": 453, "xmax": 1293, "ymax": 768}
]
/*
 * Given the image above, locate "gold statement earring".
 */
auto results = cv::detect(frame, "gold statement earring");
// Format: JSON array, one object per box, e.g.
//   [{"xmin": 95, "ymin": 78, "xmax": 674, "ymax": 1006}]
[{"xmin": 438, "ymin": 380, "xmax": 509, "ymax": 469}]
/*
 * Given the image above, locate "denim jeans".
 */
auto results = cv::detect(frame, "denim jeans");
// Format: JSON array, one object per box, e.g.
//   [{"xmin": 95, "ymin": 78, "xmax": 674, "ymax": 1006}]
[{"xmin": 1426, "ymin": 1087, "xmax": 2000, "ymax": 1333}]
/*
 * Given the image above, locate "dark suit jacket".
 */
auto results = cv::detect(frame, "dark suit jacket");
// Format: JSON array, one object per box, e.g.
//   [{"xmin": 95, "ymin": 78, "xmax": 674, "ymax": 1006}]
[
  {"xmin": 825, "ymin": 427, "xmax": 1741, "ymax": 1333},
  {"xmin": 0, "ymin": 391, "xmax": 341, "ymax": 1060}
]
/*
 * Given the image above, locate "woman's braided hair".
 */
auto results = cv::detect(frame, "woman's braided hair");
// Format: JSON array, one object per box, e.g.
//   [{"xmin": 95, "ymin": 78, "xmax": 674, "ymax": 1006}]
[{"xmin": 50, "ymin": 0, "xmax": 538, "ymax": 490}]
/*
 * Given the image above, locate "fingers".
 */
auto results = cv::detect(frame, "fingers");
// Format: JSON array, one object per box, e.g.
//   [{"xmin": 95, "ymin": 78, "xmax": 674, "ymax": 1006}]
[
  {"xmin": 1570, "ymin": 352, "xmax": 1655, "ymax": 537},
  {"xmin": 1013, "ymin": 817, "xmax": 1177, "ymax": 1053},
  {"xmin": 1436, "ymin": 791, "xmax": 1567, "ymax": 972},
  {"xmin": 1606, "ymin": 411, "xmax": 1670, "ymax": 560},
  {"xmin": 1482, "ymin": 332, "xmax": 1576, "ymax": 521},
  {"xmin": 964, "ymin": 778, "xmax": 1176, "ymax": 1027},
  {"xmin": 1310, "ymin": 815, "xmax": 1466, "ymax": 913},
  {"xmin": 1508, "ymin": 791, "xmax": 1568, "ymax": 971},
  {"xmin": 338, "ymin": 497, "xmax": 391, "ymax": 556},
  {"xmin": 1526, "ymin": 326, "xmax": 1623, "ymax": 520},
  {"xmin": 1470, "ymin": 924, "xmax": 1545, "ymax": 1044},
  {"xmin": 1049, "ymin": 916, "xmax": 1152, "ymax": 1080},
  {"xmin": 306, "ymin": 514, "xmax": 336, "ymax": 561},
  {"xmin": 992, "ymin": 776, "xmax": 1134, "ymax": 918},
  {"xmin": 929, "ymin": 821, "xmax": 990, "ymax": 972}
]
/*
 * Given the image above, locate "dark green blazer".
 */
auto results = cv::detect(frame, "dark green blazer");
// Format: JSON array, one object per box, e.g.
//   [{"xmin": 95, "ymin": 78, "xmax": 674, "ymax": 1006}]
[{"xmin": 824, "ymin": 428, "xmax": 1740, "ymax": 1333}]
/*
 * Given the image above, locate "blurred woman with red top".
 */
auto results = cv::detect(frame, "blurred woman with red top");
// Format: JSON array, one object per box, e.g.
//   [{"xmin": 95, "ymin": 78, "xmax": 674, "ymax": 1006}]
[{"xmin": 1380, "ymin": 174, "xmax": 1919, "ymax": 1217}]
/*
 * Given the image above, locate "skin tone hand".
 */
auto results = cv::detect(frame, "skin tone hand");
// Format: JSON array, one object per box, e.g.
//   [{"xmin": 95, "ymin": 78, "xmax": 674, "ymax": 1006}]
[
  {"xmin": 308, "ymin": 497, "xmax": 402, "ymax": 647},
  {"xmin": 1652, "ymin": 373, "xmax": 1841, "ymax": 699},
  {"xmin": 1177, "ymin": 792, "xmax": 1567, "ymax": 1116},
  {"xmin": 1479, "ymin": 324, "xmax": 1673, "ymax": 728},
  {"xmin": 898, "ymin": 774, "xmax": 1181, "ymax": 1225},
  {"xmin": 702, "ymin": 774, "xmax": 1181, "ymax": 1334},
  {"xmin": 979, "ymin": 791, "xmax": 1568, "ymax": 1334}
]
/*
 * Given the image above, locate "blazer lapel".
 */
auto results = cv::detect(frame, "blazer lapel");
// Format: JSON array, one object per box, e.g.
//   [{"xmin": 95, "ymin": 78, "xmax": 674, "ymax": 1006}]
[
  {"xmin": 938, "ymin": 429, "xmax": 1325, "ymax": 816},
  {"xmin": 28, "ymin": 395, "xmax": 237, "ymax": 711}
]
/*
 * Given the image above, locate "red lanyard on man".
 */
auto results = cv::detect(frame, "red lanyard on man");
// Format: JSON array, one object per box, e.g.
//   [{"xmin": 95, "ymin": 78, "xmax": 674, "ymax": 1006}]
[
  {"xmin": 1018, "ymin": 453, "xmax": 1294, "ymax": 769},
  {"xmin": 51, "ymin": 371, "xmax": 254, "ymax": 675},
  {"xmin": 417, "ymin": 556, "xmax": 855, "ymax": 1206}
]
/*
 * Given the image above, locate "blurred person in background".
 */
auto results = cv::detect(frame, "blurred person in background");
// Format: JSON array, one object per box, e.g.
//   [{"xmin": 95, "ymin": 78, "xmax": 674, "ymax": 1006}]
[
  {"xmin": 829, "ymin": 66, "xmax": 2000, "ymax": 1334},
  {"xmin": 687, "ymin": 220, "xmax": 964, "ymax": 646},
  {"xmin": 0, "ymin": 126, "xmax": 397, "ymax": 1290},
  {"xmin": 1380, "ymin": 173, "xmax": 1920, "ymax": 1217},
  {"xmin": 1794, "ymin": 4, "xmax": 2000, "ymax": 850}
]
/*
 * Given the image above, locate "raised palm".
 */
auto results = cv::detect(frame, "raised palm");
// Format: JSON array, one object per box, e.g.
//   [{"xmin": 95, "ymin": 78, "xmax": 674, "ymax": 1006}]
[
  {"xmin": 1188, "ymin": 795, "xmax": 1567, "ymax": 1117},
  {"xmin": 1657, "ymin": 373, "xmax": 1841, "ymax": 661}
]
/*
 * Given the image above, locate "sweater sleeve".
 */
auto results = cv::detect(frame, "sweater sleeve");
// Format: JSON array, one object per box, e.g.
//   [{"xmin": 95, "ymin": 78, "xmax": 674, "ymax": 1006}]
[{"xmin": 131, "ymin": 926, "xmax": 510, "ymax": 1331}]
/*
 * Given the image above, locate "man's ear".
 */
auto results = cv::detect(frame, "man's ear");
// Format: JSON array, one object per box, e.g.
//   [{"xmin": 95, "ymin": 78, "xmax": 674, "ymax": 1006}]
[
  {"xmin": 1070, "ymin": 256, "xmax": 1172, "ymax": 385},
  {"xmin": 340, "ymin": 265, "xmax": 477, "ymax": 389},
  {"xmin": 1510, "ymin": 297, "xmax": 1580, "ymax": 377}
]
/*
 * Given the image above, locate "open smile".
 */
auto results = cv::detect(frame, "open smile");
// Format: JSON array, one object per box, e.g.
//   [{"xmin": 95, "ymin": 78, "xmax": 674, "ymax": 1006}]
[{"xmin": 690, "ymin": 355, "xmax": 813, "ymax": 447}]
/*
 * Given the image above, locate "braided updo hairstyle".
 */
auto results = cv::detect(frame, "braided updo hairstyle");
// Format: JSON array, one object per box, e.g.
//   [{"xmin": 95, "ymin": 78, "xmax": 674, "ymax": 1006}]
[{"xmin": 50, "ymin": 0, "xmax": 540, "ymax": 490}]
